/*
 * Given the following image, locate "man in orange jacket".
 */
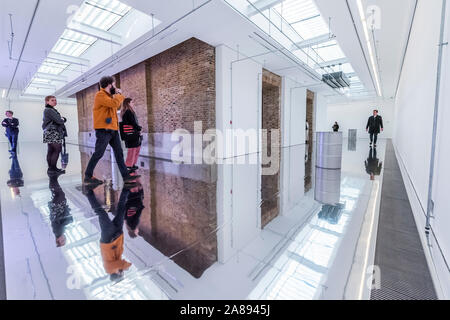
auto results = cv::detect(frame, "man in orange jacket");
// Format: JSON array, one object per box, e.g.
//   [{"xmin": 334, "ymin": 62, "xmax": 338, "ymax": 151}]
[{"xmin": 84, "ymin": 76, "xmax": 140, "ymax": 185}]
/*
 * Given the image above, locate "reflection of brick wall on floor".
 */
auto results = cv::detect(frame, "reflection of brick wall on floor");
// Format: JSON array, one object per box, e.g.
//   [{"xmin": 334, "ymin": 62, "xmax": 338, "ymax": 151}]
[
  {"xmin": 139, "ymin": 164, "xmax": 217, "ymax": 279},
  {"xmin": 261, "ymin": 69, "xmax": 281, "ymax": 228}
]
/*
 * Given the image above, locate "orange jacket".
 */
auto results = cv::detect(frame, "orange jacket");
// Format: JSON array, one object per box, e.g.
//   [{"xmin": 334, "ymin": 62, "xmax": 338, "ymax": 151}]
[
  {"xmin": 93, "ymin": 88, "xmax": 125, "ymax": 131},
  {"xmin": 100, "ymin": 234, "xmax": 132, "ymax": 275}
]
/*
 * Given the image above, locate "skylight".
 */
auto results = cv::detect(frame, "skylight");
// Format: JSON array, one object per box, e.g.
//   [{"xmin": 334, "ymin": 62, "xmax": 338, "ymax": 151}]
[
  {"xmin": 224, "ymin": 0, "xmax": 369, "ymax": 98},
  {"xmin": 74, "ymin": 0, "xmax": 131, "ymax": 30},
  {"xmin": 273, "ymin": 0, "xmax": 328, "ymax": 40}
]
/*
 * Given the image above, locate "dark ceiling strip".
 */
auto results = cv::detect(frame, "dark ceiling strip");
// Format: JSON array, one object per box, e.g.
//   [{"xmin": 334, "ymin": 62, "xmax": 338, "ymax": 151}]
[{"xmin": 6, "ymin": 0, "xmax": 41, "ymax": 98}]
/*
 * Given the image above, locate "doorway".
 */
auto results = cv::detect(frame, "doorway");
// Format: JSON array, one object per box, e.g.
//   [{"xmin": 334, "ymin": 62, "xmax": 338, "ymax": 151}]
[{"xmin": 305, "ymin": 90, "xmax": 315, "ymax": 192}]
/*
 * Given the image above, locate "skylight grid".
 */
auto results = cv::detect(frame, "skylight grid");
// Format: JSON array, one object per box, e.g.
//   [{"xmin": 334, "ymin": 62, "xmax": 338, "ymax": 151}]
[
  {"xmin": 75, "ymin": 0, "xmax": 131, "ymax": 31},
  {"xmin": 274, "ymin": 0, "xmax": 328, "ymax": 40},
  {"xmin": 314, "ymin": 41, "xmax": 346, "ymax": 62}
]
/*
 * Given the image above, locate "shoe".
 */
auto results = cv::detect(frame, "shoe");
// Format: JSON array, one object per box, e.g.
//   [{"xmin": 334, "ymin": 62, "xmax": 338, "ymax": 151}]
[
  {"xmin": 81, "ymin": 184, "xmax": 101, "ymax": 195},
  {"xmin": 123, "ymin": 175, "xmax": 141, "ymax": 183},
  {"xmin": 84, "ymin": 176, "xmax": 104, "ymax": 185},
  {"xmin": 127, "ymin": 167, "xmax": 137, "ymax": 173},
  {"xmin": 48, "ymin": 168, "xmax": 65, "ymax": 175},
  {"xmin": 374, "ymin": 144, "xmax": 377, "ymax": 148}
]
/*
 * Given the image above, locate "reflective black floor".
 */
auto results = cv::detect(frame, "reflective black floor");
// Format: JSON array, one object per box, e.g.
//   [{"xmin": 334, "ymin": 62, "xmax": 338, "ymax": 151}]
[{"xmin": 0, "ymin": 139, "xmax": 386, "ymax": 299}]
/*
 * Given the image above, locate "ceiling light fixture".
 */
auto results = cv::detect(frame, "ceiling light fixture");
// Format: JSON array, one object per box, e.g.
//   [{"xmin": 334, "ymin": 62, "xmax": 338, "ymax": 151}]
[
  {"xmin": 1, "ymin": 89, "xmax": 6, "ymax": 99},
  {"xmin": 356, "ymin": 0, "xmax": 382, "ymax": 97}
]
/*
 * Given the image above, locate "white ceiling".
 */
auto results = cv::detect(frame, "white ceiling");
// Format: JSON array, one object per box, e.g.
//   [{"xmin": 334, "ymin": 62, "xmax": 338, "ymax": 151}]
[
  {"xmin": 0, "ymin": 0, "xmax": 84, "ymax": 95},
  {"xmin": 0, "ymin": 0, "xmax": 417, "ymax": 103},
  {"xmin": 316, "ymin": 0, "xmax": 417, "ymax": 102}
]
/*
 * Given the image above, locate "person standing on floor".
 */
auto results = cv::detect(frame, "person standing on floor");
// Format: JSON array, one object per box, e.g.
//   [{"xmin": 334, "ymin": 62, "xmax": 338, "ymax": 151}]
[
  {"xmin": 120, "ymin": 98, "xmax": 143, "ymax": 173},
  {"xmin": 84, "ymin": 76, "xmax": 140, "ymax": 185},
  {"xmin": 42, "ymin": 96, "xmax": 68, "ymax": 175},
  {"xmin": 366, "ymin": 109, "xmax": 384, "ymax": 148},
  {"xmin": 332, "ymin": 122, "xmax": 340, "ymax": 132},
  {"xmin": 2, "ymin": 110, "xmax": 19, "ymax": 154}
]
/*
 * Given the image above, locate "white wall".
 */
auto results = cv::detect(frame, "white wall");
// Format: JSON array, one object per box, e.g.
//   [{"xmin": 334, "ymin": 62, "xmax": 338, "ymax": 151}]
[
  {"xmin": 327, "ymin": 99, "xmax": 395, "ymax": 139},
  {"xmin": 216, "ymin": 45, "xmax": 262, "ymax": 263},
  {"xmin": 280, "ymin": 77, "xmax": 306, "ymax": 215},
  {"xmin": 0, "ymin": 98, "xmax": 78, "ymax": 143},
  {"xmin": 315, "ymin": 93, "xmax": 329, "ymax": 133},
  {"xmin": 393, "ymin": 0, "xmax": 450, "ymax": 298}
]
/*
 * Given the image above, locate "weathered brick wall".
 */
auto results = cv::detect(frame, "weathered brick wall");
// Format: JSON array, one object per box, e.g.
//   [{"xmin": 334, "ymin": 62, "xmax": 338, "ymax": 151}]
[
  {"xmin": 261, "ymin": 69, "xmax": 282, "ymax": 228},
  {"xmin": 148, "ymin": 37, "xmax": 216, "ymax": 134},
  {"xmin": 76, "ymin": 83, "xmax": 98, "ymax": 133},
  {"xmin": 119, "ymin": 62, "xmax": 149, "ymax": 133}
]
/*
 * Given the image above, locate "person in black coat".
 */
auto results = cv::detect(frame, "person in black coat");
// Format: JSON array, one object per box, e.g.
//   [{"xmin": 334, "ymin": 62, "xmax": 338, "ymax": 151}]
[
  {"xmin": 365, "ymin": 147, "xmax": 383, "ymax": 181},
  {"xmin": 2, "ymin": 110, "xmax": 19, "ymax": 153},
  {"xmin": 119, "ymin": 98, "xmax": 142, "ymax": 172},
  {"xmin": 366, "ymin": 110, "xmax": 383, "ymax": 147},
  {"xmin": 7, "ymin": 153, "xmax": 24, "ymax": 197},
  {"xmin": 48, "ymin": 174, "xmax": 73, "ymax": 247},
  {"xmin": 125, "ymin": 179, "xmax": 144, "ymax": 239},
  {"xmin": 332, "ymin": 122, "xmax": 339, "ymax": 132},
  {"xmin": 42, "ymin": 96, "xmax": 68, "ymax": 175}
]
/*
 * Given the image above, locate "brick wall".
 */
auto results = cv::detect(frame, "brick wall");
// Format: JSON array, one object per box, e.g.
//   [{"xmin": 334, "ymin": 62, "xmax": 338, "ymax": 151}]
[
  {"xmin": 119, "ymin": 62, "xmax": 150, "ymax": 133},
  {"xmin": 148, "ymin": 37, "xmax": 216, "ymax": 134},
  {"xmin": 261, "ymin": 69, "xmax": 282, "ymax": 228}
]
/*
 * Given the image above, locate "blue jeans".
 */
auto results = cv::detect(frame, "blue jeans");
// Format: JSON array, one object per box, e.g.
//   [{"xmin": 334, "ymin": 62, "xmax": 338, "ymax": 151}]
[
  {"xmin": 85, "ymin": 129, "xmax": 129, "ymax": 179},
  {"xmin": 7, "ymin": 132, "xmax": 18, "ymax": 152}
]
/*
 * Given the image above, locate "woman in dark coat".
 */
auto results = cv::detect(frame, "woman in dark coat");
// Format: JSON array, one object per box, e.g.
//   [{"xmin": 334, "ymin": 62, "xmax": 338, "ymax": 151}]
[
  {"xmin": 42, "ymin": 96, "xmax": 67, "ymax": 175},
  {"xmin": 120, "ymin": 98, "xmax": 142, "ymax": 172}
]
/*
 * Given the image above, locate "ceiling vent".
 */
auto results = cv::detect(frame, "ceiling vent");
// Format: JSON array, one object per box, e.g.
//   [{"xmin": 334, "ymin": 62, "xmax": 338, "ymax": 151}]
[{"xmin": 322, "ymin": 71, "xmax": 351, "ymax": 89}]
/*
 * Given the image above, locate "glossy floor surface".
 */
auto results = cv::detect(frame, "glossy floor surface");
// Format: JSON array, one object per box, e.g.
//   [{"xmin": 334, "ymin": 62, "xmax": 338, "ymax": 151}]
[{"xmin": 0, "ymin": 139, "xmax": 386, "ymax": 300}]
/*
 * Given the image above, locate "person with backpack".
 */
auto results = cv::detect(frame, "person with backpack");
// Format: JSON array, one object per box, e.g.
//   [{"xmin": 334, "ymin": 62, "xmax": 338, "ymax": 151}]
[{"xmin": 120, "ymin": 98, "xmax": 142, "ymax": 173}]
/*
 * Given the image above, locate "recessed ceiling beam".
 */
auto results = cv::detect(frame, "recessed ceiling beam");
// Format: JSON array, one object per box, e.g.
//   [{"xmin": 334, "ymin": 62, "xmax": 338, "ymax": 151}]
[
  {"xmin": 316, "ymin": 58, "xmax": 348, "ymax": 69},
  {"xmin": 48, "ymin": 52, "xmax": 90, "ymax": 67},
  {"xmin": 68, "ymin": 21, "xmax": 122, "ymax": 46},
  {"xmin": 247, "ymin": 0, "xmax": 285, "ymax": 17},
  {"xmin": 28, "ymin": 83, "xmax": 57, "ymax": 90},
  {"xmin": 292, "ymin": 34, "xmax": 336, "ymax": 50},
  {"xmin": 35, "ymin": 72, "xmax": 68, "ymax": 82}
]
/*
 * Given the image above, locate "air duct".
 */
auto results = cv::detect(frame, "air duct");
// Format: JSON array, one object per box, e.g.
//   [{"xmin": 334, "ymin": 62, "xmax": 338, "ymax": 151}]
[{"xmin": 322, "ymin": 71, "xmax": 351, "ymax": 89}]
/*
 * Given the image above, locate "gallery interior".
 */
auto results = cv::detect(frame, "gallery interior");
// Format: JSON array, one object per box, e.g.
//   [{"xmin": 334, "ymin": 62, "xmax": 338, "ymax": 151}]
[{"xmin": 0, "ymin": 0, "xmax": 449, "ymax": 300}]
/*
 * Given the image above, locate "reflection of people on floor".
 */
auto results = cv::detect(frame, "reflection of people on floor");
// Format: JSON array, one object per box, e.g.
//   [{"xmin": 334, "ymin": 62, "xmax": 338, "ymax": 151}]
[
  {"xmin": 125, "ymin": 180, "xmax": 144, "ymax": 239},
  {"xmin": 365, "ymin": 147, "xmax": 383, "ymax": 180},
  {"xmin": 7, "ymin": 154, "xmax": 24, "ymax": 196},
  {"xmin": 84, "ymin": 185, "xmax": 131, "ymax": 281},
  {"xmin": 48, "ymin": 174, "xmax": 73, "ymax": 247}
]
